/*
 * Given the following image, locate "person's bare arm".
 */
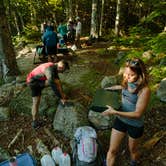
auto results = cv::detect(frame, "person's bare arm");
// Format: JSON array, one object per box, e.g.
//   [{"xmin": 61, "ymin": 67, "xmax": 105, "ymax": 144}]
[
  {"xmin": 44, "ymin": 67, "xmax": 65, "ymax": 99},
  {"xmin": 54, "ymin": 79, "xmax": 65, "ymax": 99},
  {"xmin": 104, "ymin": 85, "xmax": 123, "ymax": 90},
  {"xmin": 102, "ymin": 86, "xmax": 151, "ymax": 119}
]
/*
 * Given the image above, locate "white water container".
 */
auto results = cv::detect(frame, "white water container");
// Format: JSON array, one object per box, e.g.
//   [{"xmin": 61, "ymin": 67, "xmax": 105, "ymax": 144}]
[
  {"xmin": 51, "ymin": 146, "xmax": 63, "ymax": 165},
  {"xmin": 40, "ymin": 154, "xmax": 55, "ymax": 166},
  {"xmin": 59, "ymin": 152, "xmax": 71, "ymax": 166}
]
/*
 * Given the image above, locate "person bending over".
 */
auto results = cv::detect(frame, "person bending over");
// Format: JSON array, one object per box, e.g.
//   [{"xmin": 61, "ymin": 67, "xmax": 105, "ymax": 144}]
[
  {"xmin": 26, "ymin": 60, "xmax": 69, "ymax": 129},
  {"xmin": 102, "ymin": 58, "xmax": 151, "ymax": 166}
]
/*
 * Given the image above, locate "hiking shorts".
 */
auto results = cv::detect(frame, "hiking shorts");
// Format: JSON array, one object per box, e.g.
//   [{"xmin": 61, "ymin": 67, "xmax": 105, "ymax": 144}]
[
  {"xmin": 28, "ymin": 80, "xmax": 45, "ymax": 97},
  {"xmin": 112, "ymin": 118, "xmax": 144, "ymax": 139},
  {"xmin": 45, "ymin": 46, "xmax": 57, "ymax": 55}
]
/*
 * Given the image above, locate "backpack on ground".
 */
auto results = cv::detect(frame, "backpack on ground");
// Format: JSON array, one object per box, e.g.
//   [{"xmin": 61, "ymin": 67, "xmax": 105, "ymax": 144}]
[
  {"xmin": 0, "ymin": 152, "xmax": 37, "ymax": 166},
  {"xmin": 72, "ymin": 126, "xmax": 106, "ymax": 166}
]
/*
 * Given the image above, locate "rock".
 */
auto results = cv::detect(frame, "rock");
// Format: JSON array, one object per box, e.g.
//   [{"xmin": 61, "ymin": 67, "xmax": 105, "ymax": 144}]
[
  {"xmin": 0, "ymin": 107, "xmax": 11, "ymax": 121},
  {"xmin": 88, "ymin": 110, "xmax": 114, "ymax": 129},
  {"xmin": 159, "ymin": 56, "xmax": 166, "ymax": 66},
  {"xmin": 157, "ymin": 78, "xmax": 166, "ymax": 102},
  {"xmin": 53, "ymin": 102, "xmax": 89, "ymax": 139},
  {"xmin": 142, "ymin": 50, "xmax": 155, "ymax": 60},
  {"xmin": 0, "ymin": 147, "xmax": 10, "ymax": 162},
  {"xmin": 101, "ymin": 75, "xmax": 122, "ymax": 88}
]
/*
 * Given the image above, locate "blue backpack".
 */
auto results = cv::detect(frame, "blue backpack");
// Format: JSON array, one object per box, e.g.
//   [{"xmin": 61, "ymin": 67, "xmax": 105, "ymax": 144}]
[{"xmin": 0, "ymin": 153, "xmax": 36, "ymax": 166}]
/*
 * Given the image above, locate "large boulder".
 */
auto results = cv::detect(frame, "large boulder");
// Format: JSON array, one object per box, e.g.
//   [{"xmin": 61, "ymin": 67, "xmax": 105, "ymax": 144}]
[
  {"xmin": 88, "ymin": 110, "xmax": 115, "ymax": 129},
  {"xmin": 0, "ymin": 147, "xmax": 10, "ymax": 162},
  {"xmin": 157, "ymin": 78, "xmax": 166, "ymax": 102},
  {"xmin": 0, "ymin": 107, "xmax": 11, "ymax": 121},
  {"xmin": 53, "ymin": 102, "xmax": 89, "ymax": 139},
  {"xmin": 101, "ymin": 75, "xmax": 122, "ymax": 88}
]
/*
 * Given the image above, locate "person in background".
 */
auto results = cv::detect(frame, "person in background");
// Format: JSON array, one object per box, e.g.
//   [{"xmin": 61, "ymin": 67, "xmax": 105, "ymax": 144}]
[
  {"xmin": 26, "ymin": 60, "xmax": 69, "ymax": 129},
  {"xmin": 57, "ymin": 20, "xmax": 68, "ymax": 44},
  {"xmin": 75, "ymin": 16, "xmax": 82, "ymax": 49},
  {"xmin": 42, "ymin": 26, "xmax": 57, "ymax": 61},
  {"xmin": 67, "ymin": 19, "xmax": 75, "ymax": 45},
  {"xmin": 41, "ymin": 20, "xmax": 47, "ymax": 34},
  {"xmin": 102, "ymin": 58, "xmax": 151, "ymax": 166}
]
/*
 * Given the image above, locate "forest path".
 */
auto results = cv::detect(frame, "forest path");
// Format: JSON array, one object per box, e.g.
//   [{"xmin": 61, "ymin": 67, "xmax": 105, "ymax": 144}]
[{"xmin": 0, "ymin": 42, "xmax": 165, "ymax": 166}]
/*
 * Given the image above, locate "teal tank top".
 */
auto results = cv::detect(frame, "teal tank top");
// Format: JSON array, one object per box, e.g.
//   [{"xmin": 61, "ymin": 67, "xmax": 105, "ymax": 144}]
[{"xmin": 118, "ymin": 83, "xmax": 144, "ymax": 127}]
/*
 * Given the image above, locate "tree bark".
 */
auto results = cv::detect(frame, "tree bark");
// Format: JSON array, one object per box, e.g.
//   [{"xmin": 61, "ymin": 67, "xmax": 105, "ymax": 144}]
[
  {"xmin": 90, "ymin": 0, "xmax": 99, "ymax": 39},
  {"xmin": 99, "ymin": 0, "xmax": 105, "ymax": 36},
  {"xmin": 0, "ymin": 0, "xmax": 19, "ymax": 82},
  {"xmin": 115, "ymin": 0, "xmax": 121, "ymax": 37}
]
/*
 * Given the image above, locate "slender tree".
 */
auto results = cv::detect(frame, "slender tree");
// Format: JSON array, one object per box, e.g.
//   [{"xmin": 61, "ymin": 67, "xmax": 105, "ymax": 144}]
[
  {"xmin": 115, "ymin": 0, "xmax": 121, "ymax": 36},
  {"xmin": 99, "ymin": 0, "xmax": 105, "ymax": 36},
  {"xmin": 90, "ymin": 0, "xmax": 99, "ymax": 39}
]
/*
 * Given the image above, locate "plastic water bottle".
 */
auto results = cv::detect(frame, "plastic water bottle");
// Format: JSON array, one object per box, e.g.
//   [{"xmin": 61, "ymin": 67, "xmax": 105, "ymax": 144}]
[
  {"xmin": 59, "ymin": 152, "xmax": 71, "ymax": 166},
  {"xmin": 51, "ymin": 146, "xmax": 63, "ymax": 165},
  {"xmin": 40, "ymin": 154, "xmax": 55, "ymax": 166}
]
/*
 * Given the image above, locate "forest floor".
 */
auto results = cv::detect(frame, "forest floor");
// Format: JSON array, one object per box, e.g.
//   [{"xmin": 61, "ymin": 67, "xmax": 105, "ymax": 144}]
[{"xmin": 0, "ymin": 41, "xmax": 166, "ymax": 166}]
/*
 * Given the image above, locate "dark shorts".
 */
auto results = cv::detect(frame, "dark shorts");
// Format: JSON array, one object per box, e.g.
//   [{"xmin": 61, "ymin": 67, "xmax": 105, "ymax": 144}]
[
  {"xmin": 28, "ymin": 80, "xmax": 45, "ymax": 97},
  {"xmin": 45, "ymin": 46, "xmax": 57, "ymax": 55},
  {"xmin": 112, "ymin": 118, "xmax": 144, "ymax": 139}
]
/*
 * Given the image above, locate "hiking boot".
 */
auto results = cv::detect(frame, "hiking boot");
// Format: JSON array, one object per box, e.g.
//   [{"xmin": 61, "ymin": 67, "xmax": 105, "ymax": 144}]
[{"xmin": 31, "ymin": 120, "xmax": 44, "ymax": 129}]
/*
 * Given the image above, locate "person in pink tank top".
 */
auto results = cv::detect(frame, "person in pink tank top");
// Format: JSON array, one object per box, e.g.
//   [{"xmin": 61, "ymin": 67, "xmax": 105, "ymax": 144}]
[{"xmin": 26, "ymin": 60, "xmax": 69, "ymax": 129}]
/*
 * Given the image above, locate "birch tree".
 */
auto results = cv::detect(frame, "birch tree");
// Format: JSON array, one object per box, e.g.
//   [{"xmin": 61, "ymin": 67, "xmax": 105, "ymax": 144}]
[
  {"xmin": 90, "ymin": 0, "xmax": 99, "ymax": 39},
  {"xmin": 115, "ymin": 0, "xmax": 121, "ymax": 36}
]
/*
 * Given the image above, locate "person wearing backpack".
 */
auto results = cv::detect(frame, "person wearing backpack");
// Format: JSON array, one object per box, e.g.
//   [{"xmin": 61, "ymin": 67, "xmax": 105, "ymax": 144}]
[
  {"xmin": 102, "ymin": 58, "xmax": 151, "ymax": 166},
  {"xmin": 42, "ymin": 26, "xmax": 58, "ymax": 61}
]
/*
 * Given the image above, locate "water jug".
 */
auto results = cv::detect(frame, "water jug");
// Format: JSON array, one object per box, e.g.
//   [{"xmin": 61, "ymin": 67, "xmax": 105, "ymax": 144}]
[
  {"xmin": 40, "ymin": 154, "xmax": 55, "ymax": 166},
  {"xmin": 59, "ymin": 152, "xmax": 71, "ymax": 166},
  {"xmin": 51, "ymin": 146, "xmax": 63, "ymax": 165}
]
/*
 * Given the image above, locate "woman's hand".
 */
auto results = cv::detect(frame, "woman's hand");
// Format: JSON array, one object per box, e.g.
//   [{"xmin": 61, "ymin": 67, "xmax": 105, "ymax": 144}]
[{"xmin": 102, "ymin": 105, "xmax": 117, "ymax": 116}]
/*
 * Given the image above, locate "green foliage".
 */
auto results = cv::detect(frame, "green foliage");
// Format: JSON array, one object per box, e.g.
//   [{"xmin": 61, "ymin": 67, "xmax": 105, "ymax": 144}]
[
  {"xmin": 96, "ymin": 48, "xmax": 117, "ymax": 57},
  {"xmin": 22, "ymin": 24, "xmax": 41, "ymax": 41},
  {"xmin": 112, "ymin": 36, "xmax": 149, "ymax": 48},
  {"xmin": 147, "ymin": 91, "xmax": 164, "ymax": 111},
  {"xmin": 12, "ymin": 25, "xmax": 41, "ymax": 46},
  {"xmin": 129, "ymin": 26, "xmax": 152, "ymax": 36},
  {"xmin": 147, "ymin": 32, "xmax": 166, "ymax": 53},
  {"xmin": 149, "ymin": 66, "xmax": 166, "ymax": 83}
]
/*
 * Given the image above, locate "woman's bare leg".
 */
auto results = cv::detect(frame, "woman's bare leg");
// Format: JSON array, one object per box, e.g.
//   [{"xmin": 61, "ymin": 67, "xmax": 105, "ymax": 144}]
[{"xmin": 107, "ymin": 128, "xmax": 126, "ymax": 166}]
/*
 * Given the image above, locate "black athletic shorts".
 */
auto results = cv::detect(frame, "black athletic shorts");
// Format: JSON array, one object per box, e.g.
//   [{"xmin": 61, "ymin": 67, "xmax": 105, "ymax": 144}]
[
  {"xmin": 45, "ymin": 46, "xmax": 57, "ymax": 55},
  {"xmin": 112, "ymin": 117, "xmax": 144, "ymax": 139},
  {"xmin": 29, "ymin": 80, "xmax": 45, "ymax": 97}
]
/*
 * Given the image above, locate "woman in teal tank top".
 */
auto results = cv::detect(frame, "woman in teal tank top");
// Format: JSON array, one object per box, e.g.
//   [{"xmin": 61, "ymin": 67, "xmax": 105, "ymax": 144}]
[{"xmin": 102, "ymin": 58, "xmax": 151, "ymax": 166}]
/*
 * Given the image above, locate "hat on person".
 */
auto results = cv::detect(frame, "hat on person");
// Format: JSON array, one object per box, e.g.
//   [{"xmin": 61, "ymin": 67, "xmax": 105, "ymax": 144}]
[
  {"xmin": 76, "ymin": 16, "xmax": 80, "ymax": 20},
  {"xmin": 68, "ymin": 18, "xmax": 72, "ymax": 22}
]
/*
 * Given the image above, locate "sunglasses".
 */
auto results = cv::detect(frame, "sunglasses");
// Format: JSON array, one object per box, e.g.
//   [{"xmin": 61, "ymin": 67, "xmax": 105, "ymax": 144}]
[{"xmin": 126, "ymin": 59, "xmax": 140, "ymax": 67}]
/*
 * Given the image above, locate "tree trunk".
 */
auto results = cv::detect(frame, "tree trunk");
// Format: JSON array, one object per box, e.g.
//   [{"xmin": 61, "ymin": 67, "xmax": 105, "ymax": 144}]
[
  {"xmin": 0, "ymin": 0, "xmax": 19, "ymax": 82},
  {"xmin": 115, "ymin": 0, "xmax": 121, "ymax": 37},
  {"xmin": 90, "ymin": 0, "xmax": 99, "ymax": 39},
  {"xmin": 13, "ymin": 11, "xmax": 21, "ymax": 36},
  {"xmin": 99, "ymin": 0, "xmax": 105, "ymax": 36}
]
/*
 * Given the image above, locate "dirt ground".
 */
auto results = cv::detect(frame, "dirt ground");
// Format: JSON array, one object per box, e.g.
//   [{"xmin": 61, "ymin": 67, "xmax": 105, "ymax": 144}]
[{"xmin": 0, "ymin": 42, "xmax": 166, "ymax": 166}]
